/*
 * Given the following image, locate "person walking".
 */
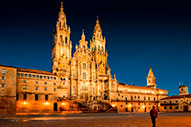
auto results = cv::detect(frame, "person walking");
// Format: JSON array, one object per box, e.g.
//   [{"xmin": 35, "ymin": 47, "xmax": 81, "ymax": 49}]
[{"xmin": 150, "ymin": 106, "xmax": 158, "ymax": 127}]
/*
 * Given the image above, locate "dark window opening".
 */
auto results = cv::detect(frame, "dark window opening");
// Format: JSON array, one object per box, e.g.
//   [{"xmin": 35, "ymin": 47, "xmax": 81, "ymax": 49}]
[
  {"xmin": 45, "ymin": 95, "xmax": 48, "ymax": 101},
  {"xmin": 23, "ymin": 94, "xmax": 27, "ymax": 100},
  {"xmin": 35, "ymin": 94, "xmax": 38, "ymax": 101}
]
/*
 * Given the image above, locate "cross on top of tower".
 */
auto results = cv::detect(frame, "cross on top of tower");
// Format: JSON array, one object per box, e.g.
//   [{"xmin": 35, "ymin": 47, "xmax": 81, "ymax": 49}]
[{"xmin": 60, "ymin": 2, "xmax": 64, "ymax": 11}]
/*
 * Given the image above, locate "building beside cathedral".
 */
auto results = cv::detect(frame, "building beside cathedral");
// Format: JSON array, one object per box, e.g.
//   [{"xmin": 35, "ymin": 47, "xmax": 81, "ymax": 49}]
[
  {"xmin": 160, "ymin": 85, "xmax": 191, "ymax": 112},
  {"xmin": 0, "ymin": 2, "xmax": 169, "ymax": 114}
]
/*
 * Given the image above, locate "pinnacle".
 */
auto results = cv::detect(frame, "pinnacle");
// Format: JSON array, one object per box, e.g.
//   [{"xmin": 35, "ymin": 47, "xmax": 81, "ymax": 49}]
[{"xmin": 148, "ymin": 68, "xmax": 154, "ymax": 77}]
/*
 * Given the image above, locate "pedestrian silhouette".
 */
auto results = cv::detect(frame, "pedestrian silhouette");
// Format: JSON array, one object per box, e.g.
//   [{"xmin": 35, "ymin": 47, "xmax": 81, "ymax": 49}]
[{"xmin": 150, "ymin": 106, "xmax": 158, "ymax": 127}]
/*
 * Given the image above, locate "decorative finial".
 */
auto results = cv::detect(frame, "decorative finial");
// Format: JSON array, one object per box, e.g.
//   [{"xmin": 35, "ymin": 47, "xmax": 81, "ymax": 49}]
[
  {"xmin": 82, "ymin": 29, "xmax": 84, "ymax": 34},
  {"xmin": 96, "ymin": 16, "xmax": 99, "ymax": 24},
  {"xmin": 81, "ymin": 29, "xmax": 85, "ymax": 40},
  {"xmin": 61, "ymin": 2, "xmax": 64, "ymax": 11}
]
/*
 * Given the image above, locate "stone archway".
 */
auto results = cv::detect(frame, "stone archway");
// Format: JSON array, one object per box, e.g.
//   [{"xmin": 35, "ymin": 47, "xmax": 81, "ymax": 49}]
[{"xmin": 54, "ymin": 102, "xmax": 58, "ymax": 112}]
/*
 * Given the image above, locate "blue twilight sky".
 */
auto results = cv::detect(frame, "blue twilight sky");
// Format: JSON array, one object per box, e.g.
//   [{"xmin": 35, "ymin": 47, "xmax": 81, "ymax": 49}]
[{"xmin": 0, "ymin": 0, "xmax": 191, "ymax": 96}]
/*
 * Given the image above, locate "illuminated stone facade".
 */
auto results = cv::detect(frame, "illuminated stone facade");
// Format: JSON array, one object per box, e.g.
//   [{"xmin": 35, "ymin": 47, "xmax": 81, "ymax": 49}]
[
  {"xmin": 160, "ymin": 85, "xmax": 191, "ymax": 112},
  {"xmin": 0, "ymin": 66, "xmax": 16, "ymax": 114},
  {"xmin": 110, "ymin": 68, "xmax": 168, "ymax": 112},
  {"xmin": 0, "ymin": 2, "xmax": 169, "ymax": 114},
  {"xmin": 52, "ymin": 3, "xmax": 113, "ymax": 104}
]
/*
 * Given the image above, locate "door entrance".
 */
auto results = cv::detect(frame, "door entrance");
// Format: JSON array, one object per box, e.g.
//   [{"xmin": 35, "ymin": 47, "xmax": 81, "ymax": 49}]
[
  {"xmin": 183, "ymin": 106, "xmax": 188, "ymax": 112},
  {"xmin": 54, "ymin": 102, "xmax": 58, "ymax": 111},
  {"xmin": 145, "ymin": 108, "xmax": 147, "ymax": 112},
  {"xmin": 131, "ymin": 107, "xmax": 134, "ymax": 112},
  {"xmin": 126, "ymin": 108, "xmax": 128, "ymax": 112}
]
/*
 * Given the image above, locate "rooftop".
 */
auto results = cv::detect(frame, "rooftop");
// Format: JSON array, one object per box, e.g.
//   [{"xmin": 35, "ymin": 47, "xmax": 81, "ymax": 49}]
[
  {"xmin": 0, "ymin": 65, "xmax": 55, "ymax": 76},
  {"xmin": 160, "ymin": 94, "xmax": 191, "ymax": 100}
]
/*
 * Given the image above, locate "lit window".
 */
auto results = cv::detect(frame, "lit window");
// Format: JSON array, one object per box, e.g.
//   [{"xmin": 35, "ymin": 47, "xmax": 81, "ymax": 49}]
[
  {"xmin": 54, "ymin": 88, "xmax": 56, "ymax": 91},
  {"xmin": 2, "ymin": 69, "xmax": 6, "ymax": 74},
  {"xmin": 44, "ymin": 87, "xmax": 47, "ymax": 91},
  {"xmin": 73, "ymin": 74, "xmax": 75, "ymax": 78},
  {"xmin": 17, "ymin": 73, "xmax": 20, "ymax": 76},
  {"xmin": 35, "ymin": 87, "xmax": 38, "ymax": 90},
  {"xmin": 1, "ymin": 90, "xmax": 4, "ymax": 95},
  {"xmin": 83, "ymin": 63, "xmax": 86, "ymax": 69},
  {"xmin": 98, "ymin": 46, "xmax": 100, "ymax": 50},
  {"xmin": 44, "ymin": 82, "xmax": 47, "ymax": 85},
  {"xmin": 23, "ymin": 80, "xmax": 26, "ymax": 83},
  {"xmin": 1, "ymin": 84, "xmax": 5, "ymax": 88},
  {"xmin": 2, "ymin": 77, "xmax": 5, "ymax": 80},
  {"xmin": 83, "ymin": 72, "xmax": 86, "ymax": 80},
  {"xmin": 23, "ymin": 86, "xmax": 26, "ymax": 90}
]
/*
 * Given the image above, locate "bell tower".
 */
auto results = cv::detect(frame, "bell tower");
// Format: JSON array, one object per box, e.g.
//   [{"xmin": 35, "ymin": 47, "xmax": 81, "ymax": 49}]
[
  {"xmin": 52, "ymin": 2, "xmax": 72, "ymax": 77},
  {"xmin": 179, "ymin": 85, "xmax": 189, "ymax": 95},
  {"xmin": 146, "ymin": 68, "xmax": 157, "ymax": 88},
  {"xmin": 90, "ymin": 17, "xmax": 107, "ymax": 75}
]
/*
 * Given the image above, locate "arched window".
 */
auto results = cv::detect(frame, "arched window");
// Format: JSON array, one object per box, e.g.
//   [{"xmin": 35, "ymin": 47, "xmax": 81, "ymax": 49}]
[
  {"xmin": 83, "ymin": 72, "xmax": 86, "ymax": 80},
  {"xmin": 83, "ymin": 63, "xmax": 86, "ymax": 69},
  {"xmin": 60, "ymin": 35, "xmax": 63, "ymax": 42},
  {"xmin": 65, "ymin": 37, "xmax": 67, "ymax": 44}
]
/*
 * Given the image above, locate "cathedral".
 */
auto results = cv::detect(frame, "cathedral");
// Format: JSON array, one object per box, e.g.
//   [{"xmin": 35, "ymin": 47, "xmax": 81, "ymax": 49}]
[
  {"xmin": 51, "ymin": 2, "xmax": 115, "ymax": 102},
  {"xmin": 0, "ymin": 2, "xmax": 169, "ymax": 114}
]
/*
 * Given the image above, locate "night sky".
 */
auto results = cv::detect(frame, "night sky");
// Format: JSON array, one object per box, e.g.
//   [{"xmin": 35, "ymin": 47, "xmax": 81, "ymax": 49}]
[{"xmin": 0, "ymin": 0, "xmax": 191, "ymax": 96}]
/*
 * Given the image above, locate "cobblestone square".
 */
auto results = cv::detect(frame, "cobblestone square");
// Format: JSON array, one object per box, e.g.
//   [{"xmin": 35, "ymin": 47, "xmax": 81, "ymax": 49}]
[{"xmin": 0, "ymin": 113, "xmax": 191, "ymax": 127}]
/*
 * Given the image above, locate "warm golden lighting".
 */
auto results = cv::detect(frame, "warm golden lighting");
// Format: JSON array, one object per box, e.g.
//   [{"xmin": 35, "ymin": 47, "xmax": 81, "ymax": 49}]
[
  {"xmin": 128, "ymin": 104, "xmax": 131, "ymax": 107},
  {"xmin": 23, "ymin": 102, "xmax": 27, "ymax": 105},
  {"xmin": 142, "ymin": 105, "xmax": 145, "ymax": 108},
  {"xmin": 112, "ymin": 104, "xmax": 116, "ymax": 107},
  {"xmin": 61, "ymin": 102, "xmax": 65, "ymax": 106},
  {"xmin": 44, "ymin": 102, "xmax": 50, "ymax": 105}
]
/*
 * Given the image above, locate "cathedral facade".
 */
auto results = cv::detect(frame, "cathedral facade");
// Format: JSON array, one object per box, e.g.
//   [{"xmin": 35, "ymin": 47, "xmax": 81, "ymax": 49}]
[{"xmin": 51, "ymin": 3, "xmax": 115, "ymax": 103}]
